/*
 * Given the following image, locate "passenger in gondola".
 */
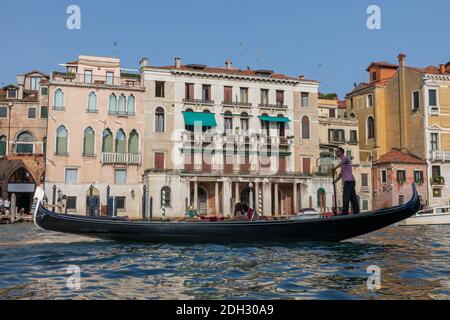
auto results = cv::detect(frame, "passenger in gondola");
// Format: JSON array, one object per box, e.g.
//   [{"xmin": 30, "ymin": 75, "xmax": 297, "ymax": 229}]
[
  {"xmin": 333, "ymin": 147, "xmax": 360, "ymax": 215},
  {"xmin": 234, "ymin": 202, "xmax": 245, "ymax": 217}
]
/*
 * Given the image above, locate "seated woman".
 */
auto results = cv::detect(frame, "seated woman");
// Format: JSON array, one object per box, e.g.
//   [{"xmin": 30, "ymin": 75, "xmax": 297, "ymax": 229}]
[{"xmin": 233, "ymin": 203, "xmax": 250, "ymax": 221}]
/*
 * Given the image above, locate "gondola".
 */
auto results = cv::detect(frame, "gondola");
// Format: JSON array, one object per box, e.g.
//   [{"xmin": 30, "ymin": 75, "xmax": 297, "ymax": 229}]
[{"xmin": 32, "ymin": 184, "xmax": 420, "ymax": 243}]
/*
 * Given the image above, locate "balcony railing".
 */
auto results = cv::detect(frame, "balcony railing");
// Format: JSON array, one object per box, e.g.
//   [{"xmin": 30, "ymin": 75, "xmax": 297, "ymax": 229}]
[
  {"xmin": 259, "ymin": 103, "xmax": 288, "ymax": 109},
  {"xmin": 431, "ymin": 176, "xmax": 445, "ymax": 186},
  {"xmin": 108, "ymin": 111, "xmax": 136, "ymax": 117},
  {"xmin": 222, "ymin": 100, "xmax": 253, "ymax": 107},
  {"xmin": 102, "ymin": 152, "xmax": 141, "ymax": 165},
  {"xmin": 183, "ymin": 98, "xmax": 214, "ymax": 105},
  {"xmin": 431, "ymin": 151, "xmax": 450, "ymax": 162},
  {"xmin": 51, "ymin": 72, "xmax": 143, "ymax": 88}
]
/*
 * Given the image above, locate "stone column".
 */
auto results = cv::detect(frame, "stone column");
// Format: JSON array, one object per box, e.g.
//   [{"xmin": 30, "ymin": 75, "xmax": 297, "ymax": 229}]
[
  {"xmin": 222, "ymin": 179, "xmax": 232, "ymax": 217},
  {"xmin": 235, "ymin": 182, "xmax": 240, "ymax": 203},
  {"xmin": 274, "ymin": 183, "xmax": 279, "ymax": 216},
  {"xmin": 255, "ymin": 182, "xmax": 260, "ymax": 214},
  {"xmin": 215, "ymin": 182, "xmax": 220, "ymax": 216},
  {"xmin": 194, "ymin": 181, "xmax": 198, "ymax": 210},
  {"xmin": 293, "ymin": 182, "xmax": 298, "ymax": 214},
  {"xmin": 263, "ymin": 182, "xmax": 272, "ymax": 216}
]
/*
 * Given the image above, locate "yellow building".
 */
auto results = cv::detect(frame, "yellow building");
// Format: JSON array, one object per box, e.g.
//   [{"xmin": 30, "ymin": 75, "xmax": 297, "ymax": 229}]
[{"xmin": 346, "ymin": 54, "xmax": 450, "ymax": 207}]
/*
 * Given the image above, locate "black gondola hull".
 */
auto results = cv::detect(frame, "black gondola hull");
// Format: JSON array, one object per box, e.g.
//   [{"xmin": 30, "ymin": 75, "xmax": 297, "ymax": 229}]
[{"xmin": 33, "ymin": 185, "xmax": 420, "ymax": 243}]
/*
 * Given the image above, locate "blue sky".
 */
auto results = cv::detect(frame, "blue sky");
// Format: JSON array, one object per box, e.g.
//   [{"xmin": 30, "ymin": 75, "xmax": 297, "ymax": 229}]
[{"xmin": 1, "ymin": 0, "xmax": 449, "ymax": 97}]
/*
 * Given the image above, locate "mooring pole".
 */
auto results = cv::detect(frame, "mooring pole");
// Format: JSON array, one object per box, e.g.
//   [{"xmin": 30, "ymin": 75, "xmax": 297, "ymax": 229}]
[
  {"xmin": 142, "ymin": 185, "xmax": 147, "ymax": 221},
  {"xmin": 52, "ymin": 185, "xmax": 56, "ymax": 213},
  {"xmin": 161, "ymin": 189, "xmax": 166, "ymax": 221},
  {"xmin": 106, "ymin": 185, "xmax": 111, "ymax": 216}
]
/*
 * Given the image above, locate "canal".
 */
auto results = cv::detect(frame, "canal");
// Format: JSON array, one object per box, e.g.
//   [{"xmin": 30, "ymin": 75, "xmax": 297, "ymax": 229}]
[{"xmin": 0, "ymin": 223, "xmax": 449, "ymax": 299}]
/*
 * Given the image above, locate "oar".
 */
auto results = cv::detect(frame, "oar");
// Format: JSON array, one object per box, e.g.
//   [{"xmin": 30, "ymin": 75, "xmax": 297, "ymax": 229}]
[{"xmin": 332, "ymin": 169, "xmax": 338, "ymax": 215}]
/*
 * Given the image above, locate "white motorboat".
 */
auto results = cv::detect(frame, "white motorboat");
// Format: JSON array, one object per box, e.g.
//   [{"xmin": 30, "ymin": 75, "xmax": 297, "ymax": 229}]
[{"xmin": 399, "ymin": 206, "xmax": 450, "ymax": 226}]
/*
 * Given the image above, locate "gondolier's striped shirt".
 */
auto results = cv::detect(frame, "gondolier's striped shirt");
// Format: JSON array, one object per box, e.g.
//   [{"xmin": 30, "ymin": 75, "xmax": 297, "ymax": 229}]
[{"xmin": 340, "ymin": 156, "xmax": 355, "ymax": 182}]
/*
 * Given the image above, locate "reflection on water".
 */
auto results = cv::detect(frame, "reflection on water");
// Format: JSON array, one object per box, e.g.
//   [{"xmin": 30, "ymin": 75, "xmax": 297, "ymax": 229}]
[{"xmin": 0, "ymin": 224, "xmax": 449, "ymax": 300}]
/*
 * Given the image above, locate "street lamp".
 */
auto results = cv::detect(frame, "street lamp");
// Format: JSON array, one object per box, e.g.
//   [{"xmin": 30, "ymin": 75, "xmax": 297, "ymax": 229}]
[{"xmin": 248, "ymin": 182, "xmax": 254, "ymax": 209}]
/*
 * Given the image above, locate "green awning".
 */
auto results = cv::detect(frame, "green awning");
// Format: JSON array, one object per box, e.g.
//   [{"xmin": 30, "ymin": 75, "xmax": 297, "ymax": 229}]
[
  {"xmin": 183, "ymin": 112, "xmax": 217, "ymax": 127},
  {"xmin": 258, "ymin": 116, "xmax": 290, "ymax": 123}
]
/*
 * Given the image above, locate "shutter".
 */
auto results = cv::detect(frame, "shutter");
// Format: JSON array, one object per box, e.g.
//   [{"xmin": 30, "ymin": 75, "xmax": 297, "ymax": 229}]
[
  {"xmin": 278, "ymin": 157, "xmax": 286, "ymax": 173},
  {"xmin": 303, "ymin": 158, "xmax": 311, "ymax": 174},
  {"xmin": 155, "ymin": 152, "xmax": 165, "ymax": 170}
]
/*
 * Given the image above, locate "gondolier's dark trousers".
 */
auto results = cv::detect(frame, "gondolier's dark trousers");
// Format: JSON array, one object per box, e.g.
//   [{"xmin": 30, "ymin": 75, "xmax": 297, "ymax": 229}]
[{"xmin": 342, "ymin": 180, "xmax": 360, "ymax": 215}]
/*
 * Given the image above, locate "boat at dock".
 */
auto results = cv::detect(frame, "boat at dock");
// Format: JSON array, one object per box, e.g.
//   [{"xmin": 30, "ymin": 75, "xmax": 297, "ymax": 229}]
[
  {"xmin": 398, "ymin": 206, "xmax": 450, "ymax": 226},
  {"xmin": 32, "ymin": 185, "xmax": 420, "ymax": 243}
]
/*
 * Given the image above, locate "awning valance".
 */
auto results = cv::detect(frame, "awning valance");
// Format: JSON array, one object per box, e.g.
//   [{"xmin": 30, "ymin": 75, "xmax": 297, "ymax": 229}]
[
  {"xmin": 183, "ymin": 112, "xmax": 217, "ymax": 127},
  {"xmin": 258, "ymin": 116, "xmax": 290, "ymax": 123}
]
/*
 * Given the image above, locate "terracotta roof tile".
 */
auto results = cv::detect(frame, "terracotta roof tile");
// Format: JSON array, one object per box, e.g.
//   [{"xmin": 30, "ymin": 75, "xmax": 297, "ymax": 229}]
[
  {"xmin": 338, "ymin": 100, "xmax": 346, "ymax": 109},
  {"xmin": 377, "ymin": 150, "xmax": 426, "ymax": 164},
  {"xmin": 366, "ymin": 62, "xmax": 398, "ymax": 71}
]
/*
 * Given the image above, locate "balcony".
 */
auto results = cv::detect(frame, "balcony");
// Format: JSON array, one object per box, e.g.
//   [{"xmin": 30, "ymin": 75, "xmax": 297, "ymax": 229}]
[
  {"xmin": 431, "ymin": 151, "xmax": 450, "ymax": 162},
  {"xmin": 222, "ymin": 100, "xmax": 252, "ymax": 108},
  {"xmin": 259, "ymin": 103, "xmax": 288, "ymax": 109},
  {"xmin": 429, "ymin": 106, "xmax": 440, "ymax": 115},
  {"xmin": 361, "ymin": 186, "xmax": 370, "ymax": 193},
  {"xmin": 108, "ymin": 111, "xmax": 135, "ymax": 117},
  {"xmin": 51, "ymin": 72, "xmax": 143, "ymax": 88},
  {"xmin": 102, "ymin": 152, "xmax": 141, "ymax": 165},
  {"xmin": 431, "ymin": 176, "xmax": 445, "ymax": 186},
  {"xmin": 183, "ymin": 98, "xmax": 214, "ymax": 106}
]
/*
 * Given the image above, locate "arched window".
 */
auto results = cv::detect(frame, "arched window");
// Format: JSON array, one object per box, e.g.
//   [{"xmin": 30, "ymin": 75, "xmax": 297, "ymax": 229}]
[
  {"xmin": 88, "ymin": 92, "xmax": 97, "ymax": 112},
  {"xmin": 109, "ymin": 94, "xmax": 117, "ymax": 113},
  {"xmin": 102, "ymin": 129, "xmax": 113, "ymax": 153},
  {"xmin": 56, "ymin": 126, "xmax": 68, "ymax": 155},
  {"xmin": 54, "ymin": 89, "xmax": 64, "ymax": 109},
  {"xmin": 118, "ymin": 94, "xmax": 126, "ymax": 114},
  {"xmin": 115, "ymin": 129, "xmax": 126, "ymax": 153},
  {"xmin": 302, "ymin": 116, "xmax": 310, "ymax": 139},
  {"xmin": 161, "ymin": 186, "xmax": 171, "ymax": 207},
  {"xmin": 127, "ymin": 95, "xmax": 135, "ymax": 115},
  {"xmin": 16, "ymin": 131, "xmax": 34, "ymax": 154},
  {"xmin": 83, "ymin": 127, "xmax": 95, "ymax": 157},
  {"xmin": 240, "ymin": 112, "xmax": 249, "ymax": 132},
  {"xmin": 128, "ymin": 130, "xmax": 139, "ymax": 154},
  {"xmin": 224, "ymin": 111, "xmax": 233, "ymax": 132},
  {"xmin": 155, "ymin": 107, "xmax": 165, "ymax": 132},
  {"xmin": 367, "ymin": 116, "xmax": 375, "ymax": 139},
  {"xmin": 0, "ymin": 136, "xmax": 7, "ymax": 156},
  {"xmin": 277, "ymin": 114, "xmax": 285, "ymax": 137},
  {"xmin": 317, "ymin": 188, "xmax": 326, "ymax": 211}
]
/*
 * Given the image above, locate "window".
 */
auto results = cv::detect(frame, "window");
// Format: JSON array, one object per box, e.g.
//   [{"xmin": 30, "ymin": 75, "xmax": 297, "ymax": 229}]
[
  {"xmin": 397, "ymin": 170, "xmax": 406, "ymax": 183},
  {"xmin": 260, "ymin": 89, "xmax": 269, "ymax": 105},
  {"xmin": 16, "ymin": 132, "xmax": 34, "ymax": 154},
  {"xmin": 431, "ymin": 133, "xmax": 439, "ymax": 151},
  {"xmin": 350, "ymin": 130, "xmax": 358, "ymax": 144},
  {"xmin": 381, "ymin": 170, "xmax": 387, "ymax": 184},
  {"xmin": 302, "ymin": 158, "xmax": 311, "ymax": 174},
  {"xmin": 202, "ymin": 85, "xmax": 211, "ymax": 101},
  {"xmin": 83, "ymin": 127, "xmax": 95, "ymax": 157},
  {"xmin": 109, "ymin": 94, "xmax": 117, "ymax": 113},
  {"xmin": 367, "ymin": 94, "xmax": 373, "ymax": 107},
  {"xmin": 40, "ymin": 106, "xmax": 48, "ymax": 118},
  {"xmin": 155, "ymin": 81, "xmax": 165, "ymax": 98},
  {"xmin": 54, "ymin": 89, "xmax": 64, "ymax": 109},
  {"xmin": 41, "ymin": 87, "xmax": 48, "ymax": 96},
  {"xmin": 414, "ymin": 170, "xmax": 424, "ymax": 183},
  {"xmin": 301, "ymin": 116, "xmax": 310, "ymax": 139},
  {"xmin": 30, "ymin": 77, "xmax": 40, "ymax": 91},
  {"xmin": 240, "ymin": 87, "xmax": 248, "ymax": 103},
  {"xmin": 301, "ymin": 93, "xmax": 309, "ymax": 107},
  {"xmin": 372, "ymin": 72, "xmax": 377, "ymax": 82},
  {"xmin": 367, "ymin": 116, "xmax": 375, "ymax": 139},
  {"xmin": 56, "ymin": 126, "xmax": 68, "ymax": 155},
  {"xmin": 361, "ymin": 174, "xmax": 368, "ymax": 187},
  {"xmin": 432, "ymin": 166, "xmax": 441, "ymax": 179},
  {"xmin": 65, "ymin": 168, "xmax": 78, "ymax": 184},
  {"xmin": 224, "ymin": 112, "xmax": 233, "ymax": 132},
  {"xmin": 7, "ymin": 88, "xmax": 17, "ymax": 98},
  {"xmin": 115, "ymin": 197, "xmax": 126, "ymax": 210},
  {"xmin": 155, "ymin": 107, "xmax": 165, "ymax": 132},
  {"xmin": 115, "ymin": 169, "xmax": 127, "ymax": 184},
  {"xmin": 362, "ymin": 200, "xmax": 369, "ymax": 211},
  {"xmin": 118, "ymin": 94, "xmax": 126, "ymax": 114},
  {"xmin": 102, "ymin": 129, "xmax": 113, "ymax": 153},
  {"xmin": 185, "ymin": 83, "xmax": 194, "ymax": 100},
  {"xmin": 128, "ymin": 130, "xmax": 139, "ymax": 154},
  {"xmin": 399, "ymin": 195, "xmax": 405, "ymax": 205},
  {"xmin": 433, "ymin": 188, "xmax": 442, "ymax": 198},
  {"xmin": 28, "ymin": 107, "xmax": 36, "ymax": 119},
  {"xmin": 0, "ymin": 136, "xmax": 6, "ymax": 156},
  {"xmin": 66, "ymin": 197, "xmax": 77, "ymax": 211},
  {"xmin": 127, "ymin": 95, "xmax": 135, "ymax": 115},
  {"xmin": 224, "ymin": 86, "xmax": 233, "ymax": 103},
  {"xmin": 154, "ymin": 152, "xmax": 165, "ymax": 170},
  {"xmin": 329, "ymin": 109, "xmax": 336, "ymax": 118},
  {"xmin": 115, "ymin": 129, "xmax": 126, "ymax": 153},
  {"xmin": 412, "ymin": 91, "xmax": 420, "ymax": 111},
  {"xmin": 106, "ymin": 72, "xmax": 114, "ymax": 85},
  {"xmin": 429, "ymin": 89, "xmax": 437, "ymax": 107},
  {"xmin": 88, "ymin": 92, "xmax": 97, "ymax": 112},
  {"xmin": 240, "ymin": 113, "xmax": 249, "ymax": 132},
  {"xmin": 161, "ymin": 186, "xmax": 171, "ymax": 207},
  {"xmin": 84, "ymin": 70, "xmax": 92, "ymax": 84},
  {"xmin": 276, "ymin": 90, "xmax": 284, "ymax": 106},
  {"xmin": 0, "ymin": 106, "xmax": 7, "ymax": 118},
  {"xmin": 277, "ymin": 115, "xmax": 285, "ymax": 137}
]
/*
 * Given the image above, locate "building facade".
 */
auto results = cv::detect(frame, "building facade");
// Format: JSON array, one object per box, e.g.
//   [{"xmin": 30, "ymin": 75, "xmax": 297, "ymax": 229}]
[
  {"xmin": 0, "ymin": 71, "xmax": 49, "ymax": 213},
  {"xmin": 317, "ymin": 98, "xmax": 372, "ymax": 212},
  {"xmin": 141, "ymin": 58, "xmax": 330, "ymax": 218},
  {"xmin": 45, "ymin": 55, "xmax": 145, "ymax": 217}
]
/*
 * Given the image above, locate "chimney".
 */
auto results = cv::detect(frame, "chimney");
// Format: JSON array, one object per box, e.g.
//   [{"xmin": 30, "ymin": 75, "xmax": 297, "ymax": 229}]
[
  {"xmin": 175, "ymin": 57, "xmax": 181, "ymax": 69},
  {"xmin": 140, "ymin": 57, "xmax": 148, "ymax": 69},
  {"xmin": 225, "ymin": 59, "xmax": 233, "ymax": 70},
  {"xmin": 397, "ymin": 53, "xmax": 406, "ymax": 68},
  {"xmin": 439, "ymin": 64, "xmax": 446, "ymax": 74}
]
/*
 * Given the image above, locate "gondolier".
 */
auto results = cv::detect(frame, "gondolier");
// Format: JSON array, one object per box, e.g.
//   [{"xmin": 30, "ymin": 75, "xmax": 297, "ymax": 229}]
[{"xmin": 333, "ymin": 147, "xmax": 360, "ymax": 215}]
